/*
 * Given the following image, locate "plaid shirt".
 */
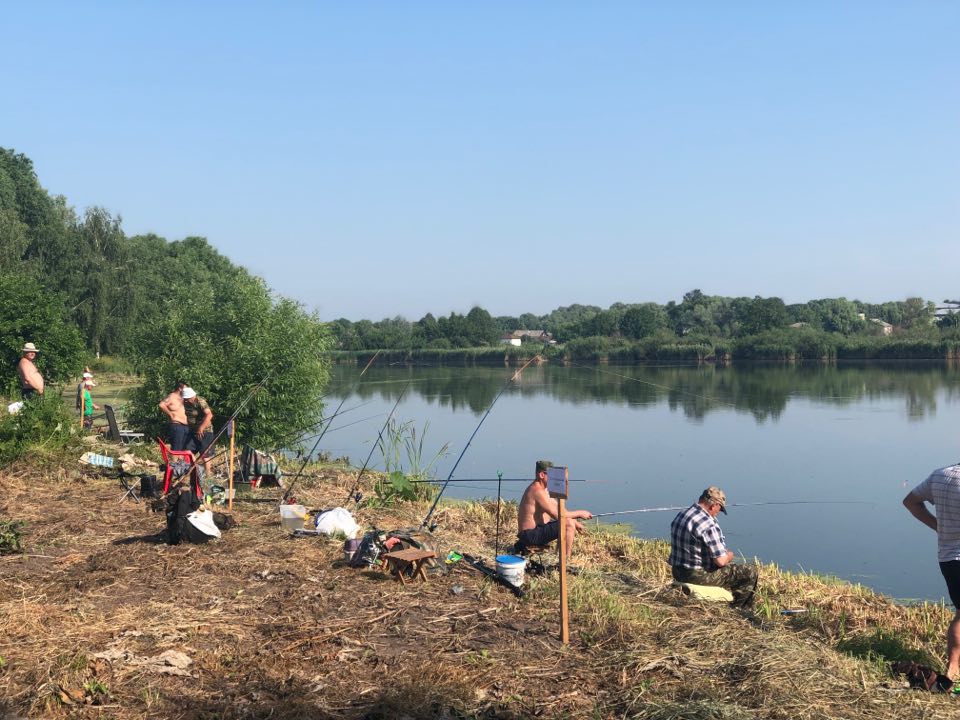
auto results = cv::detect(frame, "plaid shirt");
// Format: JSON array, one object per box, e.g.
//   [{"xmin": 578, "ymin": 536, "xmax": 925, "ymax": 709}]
[
  {"xmin": 668, "ymin": 503, "xmax": 728, "ymax": 571},
  {"xmin": 912, "ymin": 464, "xmax": 960, "ymax": 562}
]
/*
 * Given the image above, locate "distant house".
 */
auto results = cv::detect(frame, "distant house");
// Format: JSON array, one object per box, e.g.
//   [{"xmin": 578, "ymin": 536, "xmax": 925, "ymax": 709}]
[
  {"xmin": 500, "ymin": 329, "xmax": 556, "ymax": 346},
  {"xmin": 870, "ymin": 318, "xmax": 893, "ymax": 336},
  {"xmin": 788, "ymin": 322, "xmax": 808, "ymax": 329}
]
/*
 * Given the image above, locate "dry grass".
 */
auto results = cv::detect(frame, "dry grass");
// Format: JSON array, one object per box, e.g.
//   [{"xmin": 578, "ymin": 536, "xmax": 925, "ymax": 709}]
[{"xmin": 0, "ymin": 445, "xmax": 958, "ymax": 719}]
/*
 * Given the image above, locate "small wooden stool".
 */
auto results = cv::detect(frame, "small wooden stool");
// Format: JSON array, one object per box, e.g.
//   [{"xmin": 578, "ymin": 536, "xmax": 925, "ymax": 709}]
[{"xmin": 381, "ymin": 548, "xmax": 436, "ymax": 584}]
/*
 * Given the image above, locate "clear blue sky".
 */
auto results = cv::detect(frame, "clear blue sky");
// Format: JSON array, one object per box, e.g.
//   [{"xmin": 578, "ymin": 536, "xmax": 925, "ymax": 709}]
[{"xmin": 3, "ymin": 2, "xmax": 957, "ymax": 320}]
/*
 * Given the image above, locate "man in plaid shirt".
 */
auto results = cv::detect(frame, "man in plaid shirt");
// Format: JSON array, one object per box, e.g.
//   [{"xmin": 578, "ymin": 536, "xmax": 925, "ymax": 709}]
[{"xmin": 669, "ymin": 486, "xmax": 758, "ymax": 608}]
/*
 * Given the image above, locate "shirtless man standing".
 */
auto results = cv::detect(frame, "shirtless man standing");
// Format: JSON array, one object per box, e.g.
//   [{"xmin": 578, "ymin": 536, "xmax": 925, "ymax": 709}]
[
  {"xmin": 17, "ymin": 342, "xmax": 44, "ymax": 400},
  {"xmin": 517, "ymin": 460, "xmax": 592, "ymax": 561},
  {"xmin": 159, "ymin": 380, "xmax": 189, "ymax": 451}
]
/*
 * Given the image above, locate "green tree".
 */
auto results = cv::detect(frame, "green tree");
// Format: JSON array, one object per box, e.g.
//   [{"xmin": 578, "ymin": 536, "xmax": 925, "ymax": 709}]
[
  {"xmin": 737, "ymin": 296, "xmax": 788, "ymax": 335},
  {"xmin": 129, "ymin": 272, "xmax": 331, "ymax": 447},
  {"xmin": 0, "ymin": 273, "xmax": 85, "ymax": 385},
  {"xmin": 619, "ymin": 304, "xmax": 666, "ymax": 339}
]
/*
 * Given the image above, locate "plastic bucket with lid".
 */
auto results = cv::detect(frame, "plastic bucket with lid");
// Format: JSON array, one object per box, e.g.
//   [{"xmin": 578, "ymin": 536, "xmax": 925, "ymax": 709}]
[
  {"xmin": 495, "ymin": 555, "xmax": 526, "ymax": 588},
  {"xmin": 279, "ymin": 504, "xmax": 308, "ymax": 532}
]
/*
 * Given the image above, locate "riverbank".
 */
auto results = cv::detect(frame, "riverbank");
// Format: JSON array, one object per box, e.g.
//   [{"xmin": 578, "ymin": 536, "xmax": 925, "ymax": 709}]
[{"xmin": 0, "ymin": 449, "xmax": 958, "ymax": 718}]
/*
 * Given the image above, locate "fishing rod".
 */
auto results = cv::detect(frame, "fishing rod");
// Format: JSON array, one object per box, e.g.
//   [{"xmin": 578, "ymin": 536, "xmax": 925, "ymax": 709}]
[
  {"xmin": 420, "ymin": 355, "xmax": 540, "ymax": 531},
  {"xmin": 408, "ymin": 477, "xmax": 609, "ymax": 484},
  {"xmin": 591, "ymin": 500, "xmax": 870, "ymax": 518},
  {"xmin": 344, "ymin": 381, "xmax": 410, "ymax": 504},
  {"xmin": 281, "ymin": 351, "xmax": 381, "ymax": 503}
]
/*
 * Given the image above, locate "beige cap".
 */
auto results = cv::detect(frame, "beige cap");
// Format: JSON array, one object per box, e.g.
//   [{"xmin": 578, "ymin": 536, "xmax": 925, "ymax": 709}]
[{"xmin": 700, "ymin": 486, "xmax": 728, "ymax": 514}]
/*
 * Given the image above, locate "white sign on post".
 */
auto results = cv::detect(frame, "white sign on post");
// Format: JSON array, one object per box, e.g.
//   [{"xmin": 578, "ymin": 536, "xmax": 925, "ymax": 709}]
[{"xmin": 547, "ymin": 466, "xmax": 568, "ymax": 498}]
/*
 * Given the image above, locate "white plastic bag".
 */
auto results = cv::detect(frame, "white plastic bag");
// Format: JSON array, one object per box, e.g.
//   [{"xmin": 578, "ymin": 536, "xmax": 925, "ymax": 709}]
[
  {"xmin": 314, "ymin": 507, "xmax": 360, "ymax": 539},
  {"xmin": 7, "ymin": 401, "xmax": 24, "ymax": 415}
]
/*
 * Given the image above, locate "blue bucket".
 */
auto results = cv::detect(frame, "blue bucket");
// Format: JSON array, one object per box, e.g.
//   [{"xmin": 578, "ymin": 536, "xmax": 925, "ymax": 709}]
[{"xmin": 495, "ymin": 554, "xmax": 527, "ymax": 587}]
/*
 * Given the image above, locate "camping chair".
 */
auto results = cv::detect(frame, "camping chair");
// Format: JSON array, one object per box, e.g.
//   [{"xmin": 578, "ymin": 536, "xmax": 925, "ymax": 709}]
[
  {"xmin": 104, "ymin": 405, "xmax": 145, "ymax": 444},
  {"xmin": 158, "ymin": 438, "xmax": 202, "ymax": 500},
  {"xmin": 119, "ymin": 470, "xmax": 140, "ymax": 503},
  {"xmin": 241, "ymin": 444, "xmax": 283, "ymax": 488}
]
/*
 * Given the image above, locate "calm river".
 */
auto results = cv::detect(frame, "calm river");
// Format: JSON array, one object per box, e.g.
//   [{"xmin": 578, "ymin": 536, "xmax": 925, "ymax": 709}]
[{"xmin": 317, "ymin": 362, "xmax": 960, "ymax": 602}]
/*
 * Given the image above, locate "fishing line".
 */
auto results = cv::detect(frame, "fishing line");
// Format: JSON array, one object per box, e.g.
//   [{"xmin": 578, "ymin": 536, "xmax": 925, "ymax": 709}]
[
  {"xmin": 344, "ymin": 381, "xmax": 410, "ymax": 504},
  {"xmin": 591, "ymin": 500, "xmax": 870, "ymax": 518},
  {"xmin": 420, "ymin": 355, "xmax": 540, "ymax": 531},
  {"xmin": 281, "ymin": 352, "xmax": 381, "ymax": 503}
]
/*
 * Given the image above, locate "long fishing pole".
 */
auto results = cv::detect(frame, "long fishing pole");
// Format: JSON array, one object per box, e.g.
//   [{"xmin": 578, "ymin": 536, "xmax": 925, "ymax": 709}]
[
  {"xmin": 344, "ymin": 381, "xmax": 410, "ymax": 504},
  {"xmin": 281, "ymin": 351, "xmax": 381, "ymax": 503},
  {"xmin": 420, "ymin": 355, "xmax": 540, "ymax": 531},
  {"xmin": 591, "ymin": 500, "xmax": 870, "ymax": 518},
  {"xmin": 409, "ymin": 477, "xmax": 608, "ymax": 484}
]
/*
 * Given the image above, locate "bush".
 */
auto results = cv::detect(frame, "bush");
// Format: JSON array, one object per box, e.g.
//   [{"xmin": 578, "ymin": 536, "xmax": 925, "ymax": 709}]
[
  {"xmin": 0, "ymin": 392, "xmax": 77, "ymax": 464},
  {"xmin": 128, "ymin": 273, "xmax": 331, "ymax": 448}
]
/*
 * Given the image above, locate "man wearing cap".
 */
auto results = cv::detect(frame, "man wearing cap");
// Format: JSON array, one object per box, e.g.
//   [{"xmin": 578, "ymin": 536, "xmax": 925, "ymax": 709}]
[
  {"xmin": 159, "ymin": 380, "xmax": 190, "ymax": 451},
  {"xmin": 517, "ymin": 460, "xmax": 593, "ymax": 561},
  {"xmin": 668, "ymin": 486, "xmax": 758, "ymax": 608},
  {"xmin": 903, "ymin": 464, "xmax": 960, "ymax": 686},
  {"xmin": 17, "ymin": 343, "xmax": 44, "ymax": 399},
  {"xmin": 182, "ymin": 387, "xmax": 215, "ymax": 476}
]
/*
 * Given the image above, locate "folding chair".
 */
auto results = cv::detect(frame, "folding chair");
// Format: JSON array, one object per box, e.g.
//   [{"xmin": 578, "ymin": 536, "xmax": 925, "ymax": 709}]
[
  {"xmin": 158, "ymin": 438, "xmax": 202, "ymax": 499},
  {"xmin": 104, "ymin": 405, "xmax": 145, "ymax": 444},
  {"xmin": 119, "ymin": 471, "xmax": 140, "ymax": 503}
]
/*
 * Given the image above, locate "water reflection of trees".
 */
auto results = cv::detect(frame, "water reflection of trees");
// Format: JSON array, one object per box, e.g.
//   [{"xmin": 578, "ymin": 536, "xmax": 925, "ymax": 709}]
[{"xmin": 330, "ymin": 362, "xmax": 959, "ymax": 422}]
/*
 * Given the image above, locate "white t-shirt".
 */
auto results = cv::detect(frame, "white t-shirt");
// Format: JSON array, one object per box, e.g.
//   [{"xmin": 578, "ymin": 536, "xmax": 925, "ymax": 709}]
[{"xmin": 912, "ymin": 464, "xmax": 960, "ymax": 562}]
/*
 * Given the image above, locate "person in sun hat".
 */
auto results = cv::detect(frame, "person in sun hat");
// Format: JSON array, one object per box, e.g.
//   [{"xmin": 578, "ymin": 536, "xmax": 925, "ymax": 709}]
[
  {"xmin": 516, "ymin": 459, "xmax": 593, "ymax": 561},
  {"xmin": 904, "ymin": 465, "xmax": 960, "ymax": 689},
  {"xmin": 75, "ymin": 370, "xmax": 96, "ymax": 413},
  {"xmin": 17, "ymin": 342, "xmax": 44, "ymax": 399},
  {"xmin": 181, "ymin": 386, "xmax": 215, "ymax": 476},
  {"xmin": 668, "ymin": 486, "xmax": 758, "ymax": 608},
  {"xmin": 81, "ymin": 379, "xmax": 100, "ymax": 430}
]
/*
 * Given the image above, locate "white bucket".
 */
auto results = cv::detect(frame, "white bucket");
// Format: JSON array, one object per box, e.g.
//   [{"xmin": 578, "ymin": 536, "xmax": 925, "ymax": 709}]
[
  {"xmin": 279, "ymin": 504, "xmax": 308, "ymax": 532},
  {"xmin": 495, "ymin": 554, "xmax": 526, "ymax": 588}
]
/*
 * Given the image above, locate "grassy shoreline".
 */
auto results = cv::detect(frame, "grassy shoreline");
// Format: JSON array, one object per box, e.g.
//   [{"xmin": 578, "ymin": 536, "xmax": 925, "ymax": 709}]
[{"xmin": 0, "ymin": 447, "xmax": 957, "ymax": 718}]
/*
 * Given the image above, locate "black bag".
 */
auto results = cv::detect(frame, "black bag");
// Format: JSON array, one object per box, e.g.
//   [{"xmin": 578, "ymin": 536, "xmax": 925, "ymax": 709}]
[
  {"xmin": 165, "ymin": 490, "xmax": 209, "ymax": 545},
  {"xmin": 349, "ymin": 530, "xmax": 386, "ymax": 568}
]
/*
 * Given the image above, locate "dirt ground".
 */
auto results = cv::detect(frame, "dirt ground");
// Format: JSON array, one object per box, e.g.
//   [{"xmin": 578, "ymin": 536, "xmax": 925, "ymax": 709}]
[
  {"xmin": 0, "ymin": 456, "xmax": 640, "ymax": 720},
  {"xmin": 3, "ymin": 453, "xmax": 960, "ymax": 719}
]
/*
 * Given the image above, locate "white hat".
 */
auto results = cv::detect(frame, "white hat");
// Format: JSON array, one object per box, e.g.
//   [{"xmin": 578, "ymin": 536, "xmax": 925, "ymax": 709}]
[
  {"xmin": 21, "ymin": 342, "xmax": 39, "ymax": 353},
  {"xmin": 181, "ymin": 387, "xmax": 197, "ymax": 399},
  {"xmin": 82, "ymin": 372, "xmax": 93, "ymax": 379}
]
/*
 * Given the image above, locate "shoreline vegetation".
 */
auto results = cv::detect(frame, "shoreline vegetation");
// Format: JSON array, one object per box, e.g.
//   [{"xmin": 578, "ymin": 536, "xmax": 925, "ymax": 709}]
[
  {"xmin": 1, "ymin": 452, "xmax": 958, "ymax": 718},
  {"xmin": 331, "ymin": 331, "xmax": 960, "ymax": 366}
]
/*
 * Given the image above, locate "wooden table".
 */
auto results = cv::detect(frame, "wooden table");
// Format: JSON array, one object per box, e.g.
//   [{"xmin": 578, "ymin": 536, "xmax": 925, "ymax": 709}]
[{"xmin": 381, "ymin": 548, "xmax": 436, "ymax": 584}]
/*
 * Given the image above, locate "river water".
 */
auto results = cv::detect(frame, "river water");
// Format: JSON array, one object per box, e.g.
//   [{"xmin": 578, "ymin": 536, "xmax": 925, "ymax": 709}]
[{"xmin": 316, "ymin": 361, "xmax": 960, "ymax": 602}]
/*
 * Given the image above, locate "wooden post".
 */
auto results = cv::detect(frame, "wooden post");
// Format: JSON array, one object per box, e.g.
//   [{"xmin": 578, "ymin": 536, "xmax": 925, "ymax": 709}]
[
  {"xmin": 547, "ymin": 465, "xmax": 570, "ymax": 645},
  {"xmin": 228, "ymin": 420, "xmax": 235, "ymax": 512}
]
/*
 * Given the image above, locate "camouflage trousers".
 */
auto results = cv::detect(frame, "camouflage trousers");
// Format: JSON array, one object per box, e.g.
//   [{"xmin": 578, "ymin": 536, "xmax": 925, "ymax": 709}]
[{"xmin": 672, "ymin": 563, "xmax": 759, "ymax": 608}]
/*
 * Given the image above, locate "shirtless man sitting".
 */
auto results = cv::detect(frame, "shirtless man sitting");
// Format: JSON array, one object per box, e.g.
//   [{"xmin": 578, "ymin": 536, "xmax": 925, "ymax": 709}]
[
  {"xmin": 517, "ymin": 460, "xmax": 592, "ymax": 561},
  {"xmin": 159, "ymin": 380, "xmax": 189, "ymax": 451}
]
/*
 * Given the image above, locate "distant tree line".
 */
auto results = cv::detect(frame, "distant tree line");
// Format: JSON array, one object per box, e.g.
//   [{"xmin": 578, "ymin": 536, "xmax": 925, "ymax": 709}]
[{"xmin": 329, "ymin": 290, "xmax": 947, "ymax": 352}]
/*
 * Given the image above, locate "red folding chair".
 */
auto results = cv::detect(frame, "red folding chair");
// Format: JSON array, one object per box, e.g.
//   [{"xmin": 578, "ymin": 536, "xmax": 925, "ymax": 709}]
[{"xmin": 158, "ymin": 438, "xmax": 201, "ymax": 499}]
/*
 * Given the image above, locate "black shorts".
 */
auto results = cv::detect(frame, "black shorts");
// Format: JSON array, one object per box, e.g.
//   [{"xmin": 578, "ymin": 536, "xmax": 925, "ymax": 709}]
[
  {"xmin": 169, "ymin": 423, "xmax": 190, "ymax": 452},
  {"xmin": 939, "ymin": 560, "xmax": 960, "ymax": 608},
  {"xmin": 187, "ymin": 431, "xmax": 215, "ymax": 458},
  {"xmin": 517, "ymin": 521, "xmax": 559, "ymax": 549}
]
